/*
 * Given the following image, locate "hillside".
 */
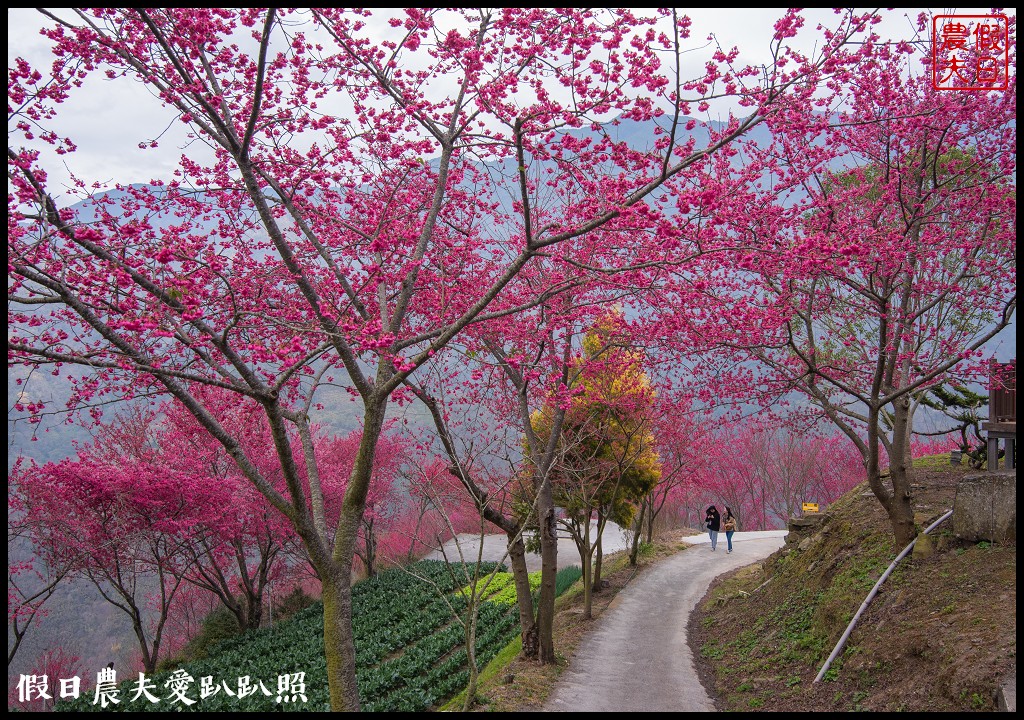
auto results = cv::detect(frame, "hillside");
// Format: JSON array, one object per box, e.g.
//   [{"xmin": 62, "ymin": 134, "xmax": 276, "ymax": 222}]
[{"xmin": 689, "ymin": 460, "xmax": 1016, "ymax": 712}]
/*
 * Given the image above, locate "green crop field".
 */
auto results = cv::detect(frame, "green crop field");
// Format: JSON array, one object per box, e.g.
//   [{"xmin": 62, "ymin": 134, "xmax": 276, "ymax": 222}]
[{"xmin": 56, "ymin": 560, "xmax": 582, "ymax": 713}]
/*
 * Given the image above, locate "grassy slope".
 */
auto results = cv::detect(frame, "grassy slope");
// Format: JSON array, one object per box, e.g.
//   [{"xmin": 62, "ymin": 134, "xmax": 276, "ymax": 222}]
[{"xmin": 689, "ymin": 458, "xmax": 1016, "ymax": 712}]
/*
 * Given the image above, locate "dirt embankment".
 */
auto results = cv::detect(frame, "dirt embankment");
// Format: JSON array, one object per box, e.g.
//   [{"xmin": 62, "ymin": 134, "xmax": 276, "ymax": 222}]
[{"xmin": 689, "ymin": 464, "xmax": 1016, "ymax": 712}]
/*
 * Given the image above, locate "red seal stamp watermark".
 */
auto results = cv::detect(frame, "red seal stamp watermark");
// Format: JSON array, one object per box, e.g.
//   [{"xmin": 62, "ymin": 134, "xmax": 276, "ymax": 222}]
[{"xmin": 932, "ymin": 14, "xmax": 1009, "ymax": 90}]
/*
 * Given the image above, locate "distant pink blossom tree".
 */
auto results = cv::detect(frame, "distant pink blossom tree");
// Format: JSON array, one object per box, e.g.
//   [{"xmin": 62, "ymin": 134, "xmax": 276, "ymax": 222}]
[
  {"xmin": 7, "ymin": 646, "xmax": 82, "ymax": 712},
  {"xmin": 700, "ymin": 420, "xmax": 863, "ymax": 529},
  {"xmin": 156, "ymin": 393, "xmax": 301, "ymax": 631},
  {"xmin": 8, "ymin": 460, "xmax": 74, "ymax": 667},
  {"xmin": 635, "ymin": 401, "xmax": 713, "ymax": 551},
  {"xmin": 316, "ymin": 424, "xmax": 413, "ymax": 578},
  {"xmin": 16, "ymin": 459, "xmax": 207, "ymax": 673},
  {"xmin": 379, "ymin": 457, "xmax": 478, "ymax": 565}
]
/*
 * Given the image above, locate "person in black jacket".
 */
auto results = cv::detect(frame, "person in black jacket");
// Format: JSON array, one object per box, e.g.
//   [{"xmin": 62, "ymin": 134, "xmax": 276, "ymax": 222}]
[{"xmin": 704, "ymin": 505, "xmax": 721, "ymax": 551}]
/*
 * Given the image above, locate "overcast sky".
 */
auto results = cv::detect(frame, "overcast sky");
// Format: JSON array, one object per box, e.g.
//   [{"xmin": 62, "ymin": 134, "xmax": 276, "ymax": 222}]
[{"xmin": 8, "ymin": 8, "xmax": 1013, "ymax": 195}]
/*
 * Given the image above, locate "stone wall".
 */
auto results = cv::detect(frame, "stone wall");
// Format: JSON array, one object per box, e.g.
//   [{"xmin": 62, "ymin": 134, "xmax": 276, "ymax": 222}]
[
  {"xmin": 786, "ymin": 513, "xmax": 824, "ymax": 545},
  {"xmin": 951, "ymin": 470, "xmax": 1016, "ymax": 544}
]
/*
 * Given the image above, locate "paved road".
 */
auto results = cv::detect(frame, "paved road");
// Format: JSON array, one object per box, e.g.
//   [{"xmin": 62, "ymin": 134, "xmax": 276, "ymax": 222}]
[
  {"xmin": 424, "ymin": 522, "xmax": 631, "ymax": 572},
  {"xmin": 544, "ymin": 531, "xmax": 787, "ymax": 713}
]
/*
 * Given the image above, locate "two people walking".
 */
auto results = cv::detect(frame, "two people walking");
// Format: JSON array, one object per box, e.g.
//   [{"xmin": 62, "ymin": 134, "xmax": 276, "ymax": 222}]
[{"xmin": 704, "ymin": 505, "xmax": 738, "ymax": 553}]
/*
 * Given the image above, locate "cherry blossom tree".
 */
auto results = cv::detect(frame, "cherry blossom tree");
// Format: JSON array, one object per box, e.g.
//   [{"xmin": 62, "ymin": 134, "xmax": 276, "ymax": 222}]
[
  {"xmin": 626, "ymin": 402, "xmax": 710, "ymax": 563},
  {"xmin": 7, "ymin": 472, "xmax": 73, "ymax": 667},
  {"xmin": 15, "ymin": 459, "xmax": 206, "ymax": 673},
  {"xmin": 535, "ymin": 313, "xmax": 660, "ymax": 613},
  {"xmin": 403, "ymin": 371, "xmax": 548, "ymax": 657},
  {"xmin": 699, "ymin": 420, "xmax": 863, "ymax": 529},
  {"xmin": 691, "ymin": 29, "xmax": 1016, "ymax": 545},
  {"xmin": 8, "ymin": 646, "xmax": 81, "ymax": 712},
  {"xmin": 159, "ymin": 583, "xmax": 221, "ymax": 661},
  {"xmin": 9, "ymin": 8, "xmax": 886, "ymax": 708},
  {"xmin": 316, "ymin": 425, "xmax": 412, "ymax": 579},
  {"xmin": 407, "ymin": 281, "xmax": 664, "ymax": 656},
  {"xmin": 15, "ymin": 397, "xmax": 307, "ymax": 668},
  {"xmin": 156, "ymin": 394, "xmax": 300, "ymax": 631},
  {"xmin": 375, "ymin": 456, "xmax": 478, "ymax": 566}
]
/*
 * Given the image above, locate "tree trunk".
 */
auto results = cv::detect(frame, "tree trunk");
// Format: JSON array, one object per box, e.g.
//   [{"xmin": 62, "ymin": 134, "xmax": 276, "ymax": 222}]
[
  {"xmin": 573, "ymin": 514, "xmax": 595, "ymax": 620},
  {"xmin": 887, "ymin": 397, "xmax": 918, "ymax": 547},
  {"xmin": 321, "ymin": 396, "xmax": 390, "ymax": 710},
  {"xmin": 900, "ymin": 397, "xmax": 917, "ymax": 468},
  {"xmin": 462, "ymin": 602, "xmax": 480, "ymax": 711},
  {"xmin": 320, "ymin": 572, "xmax": 359, "ymax": 711},
  {"xmin": 245, "ymin": 596, "xmax": 262, "ymax": 631},
  {"xmin": 536, "ymin": 480, "xmax": 559, "ymax": 664},
  {"xmin": 581, "ymin": 553, "xmax": 593, "ymax": 619},
  {"xmin": 592, "ymin": 511, "xmax": 604, "ymax": 592},
  {"xmin": 223, "ymin": 597, "xmax": 246, "ymax": 632},
  {"xmin": 645, "ymin": 495, "xmax": 656, "ymax": 544},
  {"xmin": 131, "ymin": 615, "xmax": 157, "ymax": 674},
  {"xmin": 629, "ymin": 502, "xmax": 644, "ymax": 566},
  {"xmin": 886, "ymin": 465, "xmax": 917, "ymax": 547},
  {"xmin": 407, "ymin": 499, "xmax": 429, "ymax": 564},
  {"xmin": 9, "ymin": 616, "xmax": 27, "ymax": 667},
  {"xmin": 864, "ymin": 404, "xmax": 916, "ymax": 549},
  {"xmin": 364, "ymin": 516, "xmax": 377, "ymax": 578},
  {"xmin": 505, "ymin": 530, "xmax": 538, "ymax": 659},
  {"xmin": 521, "ymin": 623, "xmax": 539, "ymax": 661},
  {"xmin": 475, "ymin": 486, "xmax": 541, "ymax": 662}
]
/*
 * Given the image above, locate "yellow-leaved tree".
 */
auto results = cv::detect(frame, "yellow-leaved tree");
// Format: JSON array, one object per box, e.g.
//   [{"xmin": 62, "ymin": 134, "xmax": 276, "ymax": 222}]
[{"xmin": 530, "ymin": 311, "xmax": 660, "ymax": 618}]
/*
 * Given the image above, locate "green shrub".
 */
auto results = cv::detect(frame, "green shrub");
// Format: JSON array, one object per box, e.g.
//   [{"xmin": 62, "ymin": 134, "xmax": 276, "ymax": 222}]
[
  {"xmin": 274, "ymin": 585, "xmax": 318, "ymax": 622},
  {"xmin": 182, "ymin": 606, "xmax": 243, "ymax": 661}
]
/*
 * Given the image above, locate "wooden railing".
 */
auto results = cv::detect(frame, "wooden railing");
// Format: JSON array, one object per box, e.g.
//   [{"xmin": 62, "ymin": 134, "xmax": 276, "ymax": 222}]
[{"xmin": 989, "ymin": 359, "xmax": 1016, "ymax": 423}]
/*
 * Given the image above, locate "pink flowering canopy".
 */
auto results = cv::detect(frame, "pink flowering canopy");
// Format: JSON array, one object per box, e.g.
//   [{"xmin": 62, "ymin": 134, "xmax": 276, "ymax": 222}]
[
  {"xmin": 9, "ymin": 8, "xmax": 883, "ymax": 421},
  {"xmin": 8, "ymin": 7, "xmax": 917, "ymax": 710},
  {"xmin": 641, "ymin": 19, "xmax": 1016, "ymax": 547}
]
